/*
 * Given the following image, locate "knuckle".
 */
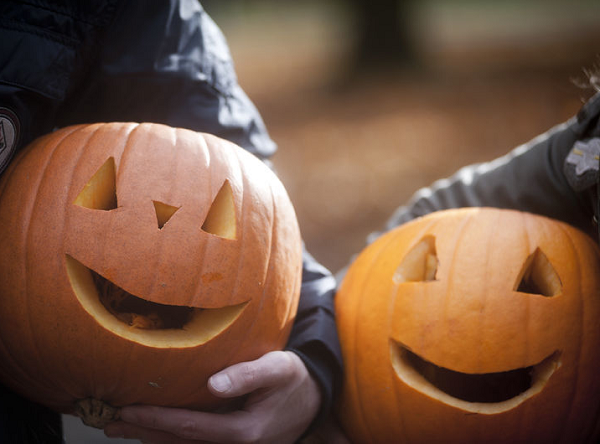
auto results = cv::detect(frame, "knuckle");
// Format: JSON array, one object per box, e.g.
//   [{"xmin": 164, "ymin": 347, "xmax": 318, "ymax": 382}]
[
  {"xmin": 238, "ymin": 362, "xmax": 258, "ymax": 385},
  {"xmin": 278, "ymin": 351, "xmax": 302, "ymax": 378}
]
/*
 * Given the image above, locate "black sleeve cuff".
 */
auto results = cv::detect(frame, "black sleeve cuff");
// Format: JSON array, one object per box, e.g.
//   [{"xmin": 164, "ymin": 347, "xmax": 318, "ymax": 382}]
[{"xmin": 285, "ymin": 248, "xmax": 343, "ymax": 437}]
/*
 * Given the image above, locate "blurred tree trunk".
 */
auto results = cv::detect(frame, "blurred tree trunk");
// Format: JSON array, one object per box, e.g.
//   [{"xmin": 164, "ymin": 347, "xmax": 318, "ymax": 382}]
[{"xmin": 348, "ymin": 0, "xmax": 418, "ymax": 73}]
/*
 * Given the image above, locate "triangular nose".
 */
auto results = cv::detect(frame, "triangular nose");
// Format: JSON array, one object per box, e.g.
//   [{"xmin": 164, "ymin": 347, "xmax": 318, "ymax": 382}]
[{"xmin": 153, "ymin": 201, "xmax": 179, "ymax": 229}]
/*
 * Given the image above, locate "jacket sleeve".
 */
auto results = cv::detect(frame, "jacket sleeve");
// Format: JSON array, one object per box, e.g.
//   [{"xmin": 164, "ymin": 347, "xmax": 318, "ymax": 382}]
[
  {"xmin": 286, "ymin": 248, "xmax": 343, "ymax": 431},
  {"xmin": 377, "ymin": 94, "xmax": 600, "ymax": 241},
  {"xmin": 57, "ymin": 0, "xmax": 277, "ymax": 161}
]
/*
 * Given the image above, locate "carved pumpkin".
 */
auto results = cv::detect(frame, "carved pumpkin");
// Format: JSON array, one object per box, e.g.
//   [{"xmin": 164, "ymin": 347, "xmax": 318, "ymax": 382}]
[
  {"xmin": 336, "ymin": 208, "xmax": 600, "ymax": 443},
  {"xmin": 0, "ymin": 123, "xmax": 302, "ymax": 425}
]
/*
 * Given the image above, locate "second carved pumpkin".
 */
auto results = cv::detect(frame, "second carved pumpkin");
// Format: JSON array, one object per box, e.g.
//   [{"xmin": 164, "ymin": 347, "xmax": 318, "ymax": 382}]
[{"xmin": 336, "ymin": 207, "xmax": 600, "ymax": 443}]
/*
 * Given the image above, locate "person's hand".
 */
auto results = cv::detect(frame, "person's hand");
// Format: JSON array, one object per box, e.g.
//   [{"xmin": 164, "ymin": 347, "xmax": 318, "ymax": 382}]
[{"xmin": 103, "ymin": 351, "xmax": 321, "ymax": 443}]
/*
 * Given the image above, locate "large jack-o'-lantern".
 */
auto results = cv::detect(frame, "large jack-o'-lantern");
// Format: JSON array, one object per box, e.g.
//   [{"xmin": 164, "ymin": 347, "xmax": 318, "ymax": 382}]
[
  {"xmin": 0, "ymin": 122, "xmax": 302, "ymax": 426},
  {"xmin": 336, "ymin": 208, "xmax": 600, "ymax": 443}
]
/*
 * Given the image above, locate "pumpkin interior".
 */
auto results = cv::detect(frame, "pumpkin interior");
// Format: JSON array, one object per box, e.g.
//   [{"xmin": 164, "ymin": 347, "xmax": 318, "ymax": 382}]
[
  {"xmin": 393, "ymin": 235, "xmax": 438, "ymax": 283},
  {"xmin": 391, "ymin": 343, "xmax": 561, "ymax": 413},
  {"xmin": 73, "ymin": 157, "xmax": 118, "ymax": 211},
  {"xmin": 201, "ymin": 180, "xmax": 237, "ymax": 239},
  {"xmin": 66, "ymin": 255, "xmax": 247, "ymax": 348},
  {"xmin": 91, "ymin": 268, "xmax": 194, "ymax": 330},
  {"xmin": 514, "ymin": 248, "xmax": 562, "ymax": 297}
]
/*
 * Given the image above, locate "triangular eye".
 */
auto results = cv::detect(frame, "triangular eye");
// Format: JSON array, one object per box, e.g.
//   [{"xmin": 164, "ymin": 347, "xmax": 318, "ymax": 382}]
[
  {"xmin": 393, "ymin": 235, "xmax": 438, "ymax": 284},
  {"xmin": 74, "ymin": 157, "xmax": 118, "ymax": 210},
  {"xmin": 515, "ymin": 248, "xmax": 562, "ymax": 297},
  {"xmin": 153, "ymin": 201, "xmax": 180, "ymax": 229},
  {"xmin": 201, "ymin": 180, "xmax": 236, "ymax": 240}
]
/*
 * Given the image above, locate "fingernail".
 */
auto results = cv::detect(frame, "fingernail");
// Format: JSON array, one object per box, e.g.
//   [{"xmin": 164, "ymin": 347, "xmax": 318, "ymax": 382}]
[{"xmin": 210, "ymin": 373, "xmax": 232, "ymax": 393}]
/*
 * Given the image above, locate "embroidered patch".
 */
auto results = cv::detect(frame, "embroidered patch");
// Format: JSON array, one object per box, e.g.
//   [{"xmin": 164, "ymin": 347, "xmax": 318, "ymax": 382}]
[
  {"xmin": 0, "ymin": 108, "xmax": 20, "ymax": 176},
  {"xmin": 564, "ymin": 138, "xmax": 600, "ymax": 191}
]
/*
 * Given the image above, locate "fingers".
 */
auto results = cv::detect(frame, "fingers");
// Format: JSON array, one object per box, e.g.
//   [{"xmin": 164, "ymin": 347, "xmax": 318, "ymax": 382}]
[
  {"xmin": 208, "ymin": 351, "xmax": 301, "ymax": 398},
  {"xmin": 102, "ymin": 352, "xmax": 313, "ymax": 443},
  {"xmin": 105, "ymin": 419, "xmax": 201, "ymax": 444},
  {"xmin": 105, "ymin": 405, "xmax": 261, "ymax": 444}
]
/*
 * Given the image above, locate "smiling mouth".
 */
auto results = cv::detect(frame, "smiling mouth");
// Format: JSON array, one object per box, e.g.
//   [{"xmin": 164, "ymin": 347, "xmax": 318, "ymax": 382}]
[
  {"xmin": 66, "ymin": 255, "xmax": 247, "ymax": 348},
  {"xmin": 391, "ymin": 341, "xmax": 561, "ymax": 413}
]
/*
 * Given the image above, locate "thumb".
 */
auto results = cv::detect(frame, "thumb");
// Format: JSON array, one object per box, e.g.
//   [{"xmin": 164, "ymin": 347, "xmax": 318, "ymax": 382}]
[{"xmin": 208, "ymin": 351, "xmax": 297, "ymax": 398}]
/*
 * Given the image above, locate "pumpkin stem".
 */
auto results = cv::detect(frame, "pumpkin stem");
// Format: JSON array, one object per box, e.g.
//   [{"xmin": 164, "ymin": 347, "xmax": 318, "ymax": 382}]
[{"xmin": 73, "ymin": 398, "xmax": 121, "ymax": 429}]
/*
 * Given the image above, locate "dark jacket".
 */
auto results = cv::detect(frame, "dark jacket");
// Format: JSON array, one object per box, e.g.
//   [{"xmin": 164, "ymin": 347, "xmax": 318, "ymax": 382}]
[
  {"xmin": 0, "ymin": 1, "xmax": 341, "ymax": 442},
  {"xmin": 378, "ymin": 92, "xmax": 600, "ymax": 243}
]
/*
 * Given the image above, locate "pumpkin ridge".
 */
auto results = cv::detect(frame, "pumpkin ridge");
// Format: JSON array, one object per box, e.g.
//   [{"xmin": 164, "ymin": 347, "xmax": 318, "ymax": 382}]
[
  {"xmin": 147, "ymin": 124, "xmax": 178, "ymax": 303},
  {"xmin": 363, "ymin": 229, "xmax": 404, "ymax": 442},
  {"xmin": 112, "ymin": 122, "xmax": 142, "ymax": 208},
  {"xmin": 25, "ymin": 125, "xmax": 93, "ymax": 398},
  {"xmin": 70, "ymin": 124, "xmax": 110, "ymax": 403},
  {"xmin": 553, "ymin": 220, "xmax": 584, "ymax": 442},
  {"xmin": 355, "ymin": 244, "xmax": 383, "ymax": 443},
  {"xmin": 521, "ymin": 210, "xmax": 535, "ymax": 376},
  {"xmin": 188, "ymin": 132, "xmax": 212, "ymax": 307},
  {"xmin": 393, "ymin": 216, "xmax": 441, "ymax": 443},
  {"xmin": 0, "ymin": 132, "xmax": 68, "ymax": 396},
  {"xmin": 231, "ymin": 142, "xmax": 247, "ymax": 308},
  {"xmin": 233, "ymin": 152, "xmax": 272, "ymax": 352},
  {"xmin": 479, "ymin": 209, "xmax": 502, "ymax": 376},
  {"xmin": 266, "ymin": 184, "xmax": 286, "ymax": 345},
  {"xmin": 438, "ymin": 210, "xmax": 473, "ymax": 364},
  {"xmin": 280, "ymin": 200, "xmax": 303, "ymax": 345}
]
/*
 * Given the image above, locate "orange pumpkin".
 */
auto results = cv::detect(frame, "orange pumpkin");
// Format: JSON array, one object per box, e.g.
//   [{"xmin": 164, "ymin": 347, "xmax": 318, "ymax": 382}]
[
  {"xmin": 336, "ymin": 208, "xmax": 600, "ymax": 443},
  {"xmin": 0, "ymin": 123, "xmax": 302, "ymax": 426}
]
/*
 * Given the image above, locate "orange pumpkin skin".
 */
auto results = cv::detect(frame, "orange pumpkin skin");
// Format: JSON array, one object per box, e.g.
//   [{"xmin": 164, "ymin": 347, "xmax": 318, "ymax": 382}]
[
  {"xmin": 0, "ymin": 123, "xmax": 302, "ymax": 415},
  {"xmin": 336, "ymin": 208, "xmax": 600, "ymax": 443}
]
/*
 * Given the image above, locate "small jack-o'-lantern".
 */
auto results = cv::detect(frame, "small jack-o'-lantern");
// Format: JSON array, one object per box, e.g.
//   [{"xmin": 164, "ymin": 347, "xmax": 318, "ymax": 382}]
[
  {"xmin": 0, "ymin": 123, "xmax": 302, "ymax": 426},
  {"xmin": 336, "ymin": 208, "xmax": 600, "ymax": 443}
]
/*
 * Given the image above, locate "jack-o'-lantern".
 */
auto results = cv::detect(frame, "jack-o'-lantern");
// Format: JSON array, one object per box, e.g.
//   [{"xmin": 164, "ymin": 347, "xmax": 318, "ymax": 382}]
[
  {"xmin": 0, "ymin": 122, "xmax": 302, "ymax": 427},
  {"xmin": 336, "ymin": 208, "xmax": 600, "ymax": 443}
]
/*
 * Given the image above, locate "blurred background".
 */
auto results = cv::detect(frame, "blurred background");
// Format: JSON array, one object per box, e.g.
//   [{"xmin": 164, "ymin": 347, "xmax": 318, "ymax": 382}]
[
  {"xmin": 200, "ymin": 0, "xmax": 600, "ymax": 274},
  {"xmin": 65, "ymin": 0, "xmax": 600, "ymax": 441},
  {"xmin": 203, "ymin": 0, "xmax": 600, "ymax": 271}
]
